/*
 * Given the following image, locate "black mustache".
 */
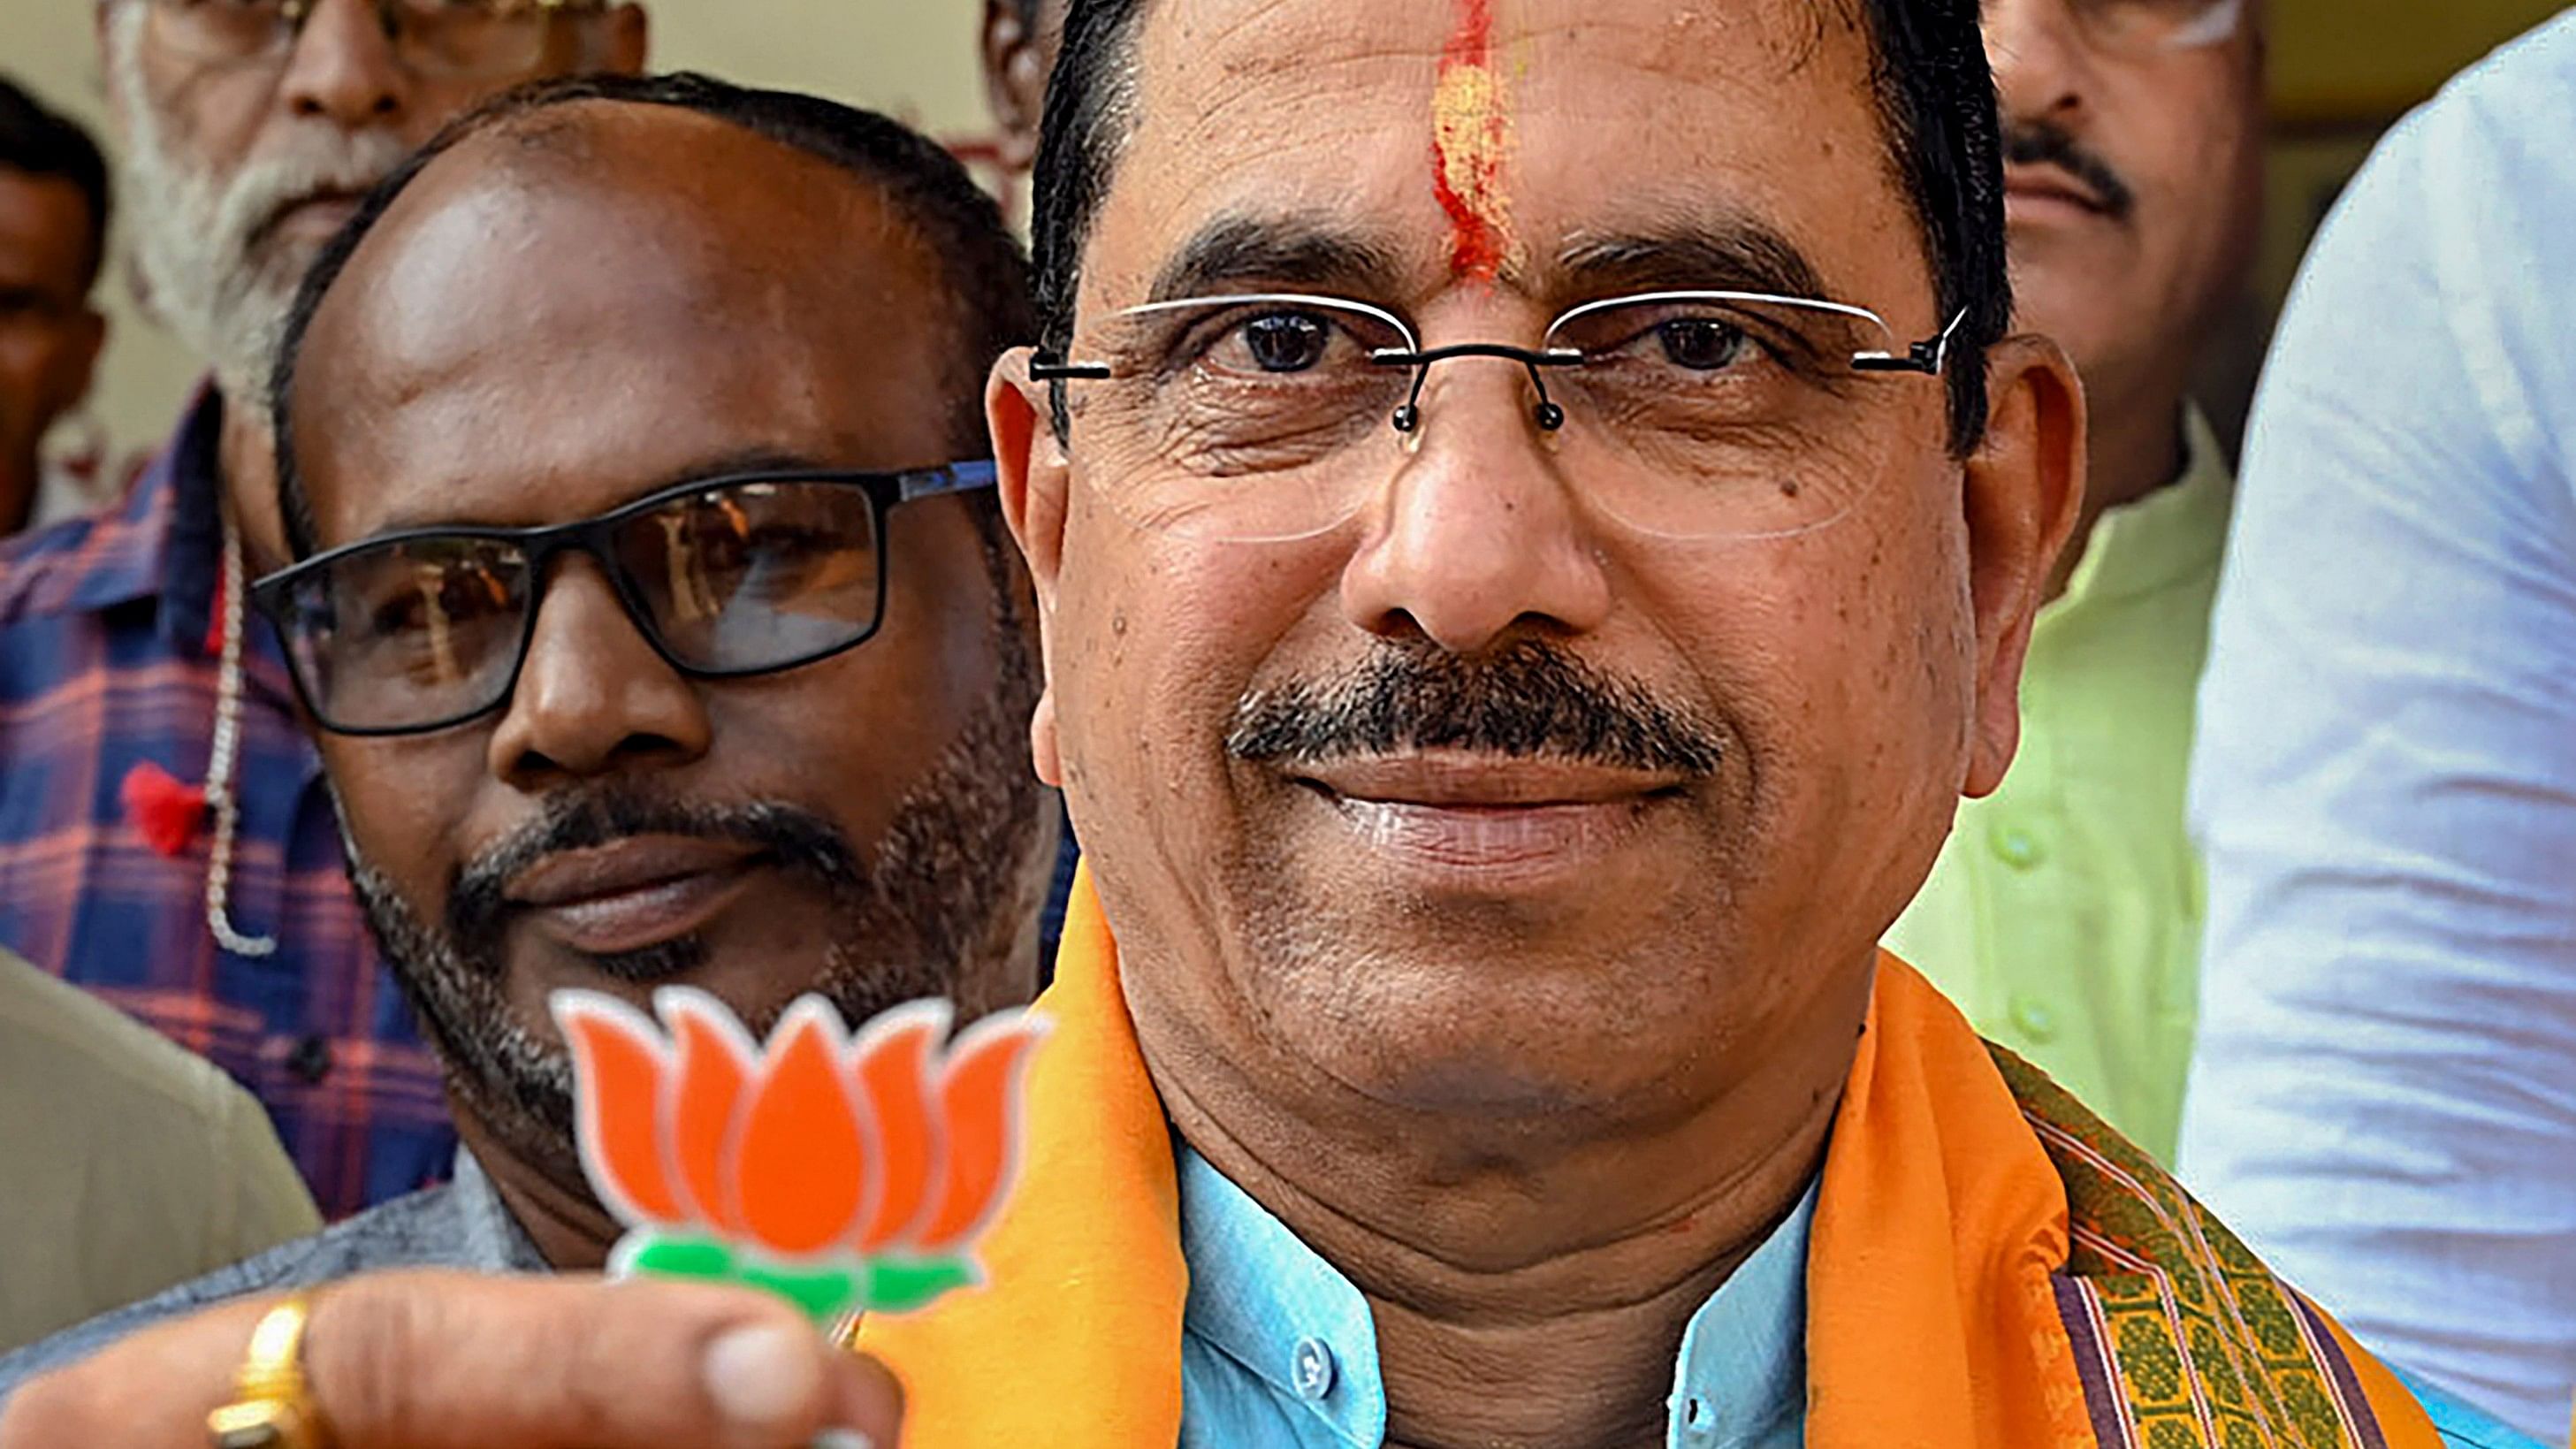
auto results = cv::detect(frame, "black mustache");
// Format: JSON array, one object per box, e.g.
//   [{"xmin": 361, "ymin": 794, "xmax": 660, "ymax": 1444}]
[
  {"xmin": 446, "ymin": 787, "xmax": 860, "ymax": 976},
  {"xmin": 1225, "ymin": 639, "xmax": 1726, "ymax": 777},
  {"xmin": 2002, "ymin": 118, "xmax": 2138, "ymax": 223}
]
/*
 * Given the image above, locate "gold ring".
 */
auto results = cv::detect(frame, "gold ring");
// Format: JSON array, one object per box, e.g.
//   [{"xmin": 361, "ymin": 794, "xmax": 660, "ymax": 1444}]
[{"xmin": 205, "ymin": 1293, "xmax": 332, "ymax": 1449}]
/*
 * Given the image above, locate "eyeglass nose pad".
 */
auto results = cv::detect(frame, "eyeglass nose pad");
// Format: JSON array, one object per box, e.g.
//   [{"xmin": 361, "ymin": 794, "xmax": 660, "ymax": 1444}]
[
  {"xmin": 1523, "ymin": 361, "xmax": 1566, "ymax": 432},
  {"xmin": 1392, "ymin": 359, "xmax": 1431, "ymax": 434},
  {"xmin": 1383, "ymin": 354, "xmax": 1566, "ymax": 434}
]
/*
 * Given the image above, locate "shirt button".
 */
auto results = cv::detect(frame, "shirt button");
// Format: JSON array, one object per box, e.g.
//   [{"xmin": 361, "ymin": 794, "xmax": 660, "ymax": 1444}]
[
  {"xmin": 1991, "ymin": 824, "xmax": 2045, "ymax": 870},
  {"xmin": 287, "ymin": 1034, "xmax": 333, "ymax": 1084},
  {"xmin": 1290, "ymin": 1337, "xmax": 1336, "ymax": 1400},
  {"xmin": 2009, "ymin": 995, "xmax": 2059, "ymax": 1042}
]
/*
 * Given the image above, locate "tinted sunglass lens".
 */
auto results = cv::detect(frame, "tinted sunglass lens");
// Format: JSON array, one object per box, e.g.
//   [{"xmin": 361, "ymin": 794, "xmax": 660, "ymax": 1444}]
[
  {"xmin": 614, "ymin": 480, "xmax": 882, "ymax": 672},
  {"xmin": 296, "ymin": 538, "xmax": 532, "ymax": 731}
]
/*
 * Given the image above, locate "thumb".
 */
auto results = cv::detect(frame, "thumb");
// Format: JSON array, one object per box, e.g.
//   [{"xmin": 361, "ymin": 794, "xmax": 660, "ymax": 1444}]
[{"xmin": 1, "ymin": 1271, "xmax": 903, "ymax": 1449}]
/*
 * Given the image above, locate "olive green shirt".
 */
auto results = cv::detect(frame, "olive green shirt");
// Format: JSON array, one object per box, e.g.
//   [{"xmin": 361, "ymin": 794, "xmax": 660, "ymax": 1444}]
[
  {"xmin": 0, "ymin": 949, "xmax": 323, "ymax": 1351},
  {"xmin": 1885, "ymin": 411, "xmax": 2230, "ymax": 1163}
]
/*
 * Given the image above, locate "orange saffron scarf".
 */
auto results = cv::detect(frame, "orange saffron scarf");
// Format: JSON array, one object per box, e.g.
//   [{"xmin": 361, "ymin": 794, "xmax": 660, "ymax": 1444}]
[{"xmin": 863, "ymin": 867, "xmax": 2439, "ymax": 1448}]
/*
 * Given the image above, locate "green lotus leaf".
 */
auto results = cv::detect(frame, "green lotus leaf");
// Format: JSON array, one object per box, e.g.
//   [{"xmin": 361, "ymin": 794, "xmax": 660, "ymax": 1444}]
[
  {"xmin": 864, "ymin": 1256, "xmax": 978, "ymax": 1315},
  {"xmin": 739, "ymin": 1262, "xmax": 864, "ymax": 1321},
  {"xmin": 625, "ymin": 1235, "xmax": 736, "ymax": 1284}
]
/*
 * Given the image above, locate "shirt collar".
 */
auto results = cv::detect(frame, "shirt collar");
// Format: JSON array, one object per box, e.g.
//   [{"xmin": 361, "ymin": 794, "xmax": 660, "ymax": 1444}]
[
  {"xmin": 1175, "ymin": 1142, "xmax": 1816, "ymax": 1449},
  {"xmin": 155, "ymin": 389, "xmax": 229, "ymax": 655},
  {"xmin": 2053, "ymin": 404, "xmax": 2235, "ymax": 612},
  {"xmin": 1178, "ymin": 1143, "xmax": 1387, "ymax": 1445},
  {"xmin": 1666, "ymin": 1174, "xmax": 1814, "ymax": 1448},
  {"xmin": 101, "ymin": 390, "xmax": 297, "ymax": 702},
  {"xmin": 449, "ymin": 1148, "xmax": 553, "ymax": 1274},
  {"xmin": 57, "ymin": 389, "xmax": 224, "ymax": 622}
]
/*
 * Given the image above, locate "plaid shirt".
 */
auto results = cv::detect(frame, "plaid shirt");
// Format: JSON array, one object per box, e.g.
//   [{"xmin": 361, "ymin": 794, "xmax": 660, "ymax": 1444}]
[{"xmin": 0, "ymin": 394, "xmax": 455, "ymax": 1217}]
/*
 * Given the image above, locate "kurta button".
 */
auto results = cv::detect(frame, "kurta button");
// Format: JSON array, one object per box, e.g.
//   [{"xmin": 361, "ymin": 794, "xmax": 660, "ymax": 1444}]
[
  {"xmin": 2008, "ymin": 996, "xmax": 2059, "ymax": 1042},
  {"xmin": 288, "ymin": 1035, "xmax": 332, "ymax": 1083},
  {"xmin": 1290, "ymin": 1338, "xmax": 1336, "ymax": 1400},
  {"xmin": 1992, "ymin": 824, "xmax": 2045, "ymax": 869}
]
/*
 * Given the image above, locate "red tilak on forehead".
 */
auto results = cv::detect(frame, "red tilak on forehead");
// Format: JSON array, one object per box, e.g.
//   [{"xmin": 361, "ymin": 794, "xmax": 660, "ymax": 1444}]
[{"xmin": 1430, "ymin": 0, "xmax": 1512, "ymax": 282}]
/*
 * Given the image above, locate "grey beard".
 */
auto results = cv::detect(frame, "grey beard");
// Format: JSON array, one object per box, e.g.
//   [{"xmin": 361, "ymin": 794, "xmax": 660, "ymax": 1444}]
[{"xmin": 105, "ymin": 4, "xmax": 412, "ymax": 401}]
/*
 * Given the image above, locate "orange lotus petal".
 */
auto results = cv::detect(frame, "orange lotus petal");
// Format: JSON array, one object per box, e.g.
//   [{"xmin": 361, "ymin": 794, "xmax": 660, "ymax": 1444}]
[
  {"xmin": 850, "ymin": 1001, "xmax": 951, "ymax": 1251},
  {"xmin": 733, "ymin": 1000, "xmax": 872, "ymax": 1257},
  {"xmin": 553, "ymin": 992, "xmax": 685, "ymax": 1226},
  {"xmin": 912, "ymin": 1011, "xmax": 1048, "ymax": 1251},
  {"xmin": 659, "ymin": 988, "xmax": 756, "ymax": 1234}
]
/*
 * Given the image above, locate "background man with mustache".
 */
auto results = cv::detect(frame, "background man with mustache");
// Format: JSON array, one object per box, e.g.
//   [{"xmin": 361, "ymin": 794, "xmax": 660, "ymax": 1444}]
[
  {"xmin": 0, "ymin": 68, "xmax": 1056, "ymax": 1399},
  {"xmin": 1885, "ymin": 0, "xmax": 2265, "ymax": 1163},
  {"xmin": 0, "ymin": 78, "xmax": 114, "ymax": 538},
  {"xmin": 0, "ymin": 0, "xmax": 644, "ymax": 1218}
]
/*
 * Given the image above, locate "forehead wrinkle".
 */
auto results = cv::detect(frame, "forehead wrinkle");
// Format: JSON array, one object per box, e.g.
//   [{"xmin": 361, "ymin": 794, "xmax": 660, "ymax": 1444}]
[
  {"xmin": 1109, "ymin": 6, "xmax": 1455, "ymax": 309},
  {"xmin": 1142, "ymin": 0, "xmax": 1877, "ymax": 161},
  {"xmin": 1148, "ymin": 45, "xmax": 1435, "ymax": 157},
  {"xmin": 1101, "ymin": 0, "xmax": 1917, "ymax": 317},
  {"xmin": 1484, "ymin": 1, "xmax": 1848, "ymax": 82}
]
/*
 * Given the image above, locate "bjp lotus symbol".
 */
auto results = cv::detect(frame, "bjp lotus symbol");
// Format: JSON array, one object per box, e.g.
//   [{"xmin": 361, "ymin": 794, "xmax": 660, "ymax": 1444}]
[{"xmin": 553, "ymin": 987, "xmax": 1047, "ymax": 1320}]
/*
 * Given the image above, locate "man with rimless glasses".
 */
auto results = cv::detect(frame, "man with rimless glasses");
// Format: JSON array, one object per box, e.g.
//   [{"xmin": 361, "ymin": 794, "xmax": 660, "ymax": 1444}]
[
  {"xmin": 0, "ymin": 0, "xmax": 645, "ymax": 1220},
  {"xmin": 0, "ymin": 72, "xmax": 1056, "ymax": 1410}
]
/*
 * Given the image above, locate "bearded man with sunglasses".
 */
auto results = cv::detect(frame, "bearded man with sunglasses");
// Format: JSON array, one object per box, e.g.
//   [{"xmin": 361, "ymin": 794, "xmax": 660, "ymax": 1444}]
[
  {"xmin": 0, "ymin": 72, "xmax": 1058, "ymax": 1403},
  {"xmin": 0, "ymin": 0, "xmax": 646, "ymax": 1221}
]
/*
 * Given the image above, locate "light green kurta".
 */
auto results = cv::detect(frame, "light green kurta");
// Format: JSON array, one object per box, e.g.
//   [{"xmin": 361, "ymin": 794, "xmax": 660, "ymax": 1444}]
[
  {"xmin": 1885, "ymin": 411, "xmax": 2230, "ymax": 1164},
  {"xmin": 0, "ymin": 949, "xmax": 322, "ymax": 1351}
]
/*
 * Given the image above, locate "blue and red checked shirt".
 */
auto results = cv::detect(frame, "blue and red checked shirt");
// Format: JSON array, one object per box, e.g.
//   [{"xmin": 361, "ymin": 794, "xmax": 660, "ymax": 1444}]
[{"xmin": 0, "ymin": 393, "xmax": 455, "ymax": 1217}]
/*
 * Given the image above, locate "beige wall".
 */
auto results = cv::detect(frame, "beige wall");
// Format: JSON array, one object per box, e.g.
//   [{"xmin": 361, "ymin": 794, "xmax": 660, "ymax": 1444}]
[{"xmin": 3, "ymin": 0, "xmax": 1002, "ymax": 467}]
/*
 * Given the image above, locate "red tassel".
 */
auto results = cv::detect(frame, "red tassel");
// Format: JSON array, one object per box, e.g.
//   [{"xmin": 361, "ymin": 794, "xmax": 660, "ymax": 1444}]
[
  {"xmin": 122, "ymin": 761, "xmax": 207, "ymax": 858},
  {"xmin": 202, "ymin": 568, "xmax": 227, "ymax": 660}
]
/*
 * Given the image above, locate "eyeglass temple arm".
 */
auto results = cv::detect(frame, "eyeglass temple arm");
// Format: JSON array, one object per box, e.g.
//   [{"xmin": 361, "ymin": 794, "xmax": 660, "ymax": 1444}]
[
  {"xmin": 896, "ymin": 460, "xmax": 1002, "ymax": 502},
  {"xmin": 1851, "ymin": 308, "xmax": 1971, "ymax": 376},
  {"xmin": 1029, "ymin": 357, "xmax": 1113, "ymax": 381}
]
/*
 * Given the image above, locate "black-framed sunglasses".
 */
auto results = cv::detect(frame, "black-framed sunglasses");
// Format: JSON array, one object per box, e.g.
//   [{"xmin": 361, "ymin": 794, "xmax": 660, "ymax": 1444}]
[{"xmin": 250, "ymin": 463, "xmax": 995, "ymax": 736}]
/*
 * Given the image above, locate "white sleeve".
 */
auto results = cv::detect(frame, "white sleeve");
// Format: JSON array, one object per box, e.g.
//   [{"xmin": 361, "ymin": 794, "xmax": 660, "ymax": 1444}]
[{"xmin": 2178, "ymin": 23, "xmax": 2576, "ymax": 1441}]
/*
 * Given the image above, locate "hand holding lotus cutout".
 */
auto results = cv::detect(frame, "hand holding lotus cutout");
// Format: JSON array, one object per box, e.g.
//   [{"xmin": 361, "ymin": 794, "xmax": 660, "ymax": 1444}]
[{"xmin": 553, "ymin": 988, "xmax": 1047, "ymax": 1322}]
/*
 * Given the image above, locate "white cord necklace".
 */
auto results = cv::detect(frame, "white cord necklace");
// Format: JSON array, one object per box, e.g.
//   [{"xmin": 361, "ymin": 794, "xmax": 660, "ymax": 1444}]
[{"xmin": 206, "ymin": 520, "xmax": 277, "ymax": 958}]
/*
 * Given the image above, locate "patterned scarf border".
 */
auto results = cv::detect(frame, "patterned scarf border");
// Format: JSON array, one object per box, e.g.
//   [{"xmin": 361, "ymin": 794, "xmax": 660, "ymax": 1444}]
[{"xmin": 1997, "ymin": 1048, "xmax": 2398, "ymax": 1449}]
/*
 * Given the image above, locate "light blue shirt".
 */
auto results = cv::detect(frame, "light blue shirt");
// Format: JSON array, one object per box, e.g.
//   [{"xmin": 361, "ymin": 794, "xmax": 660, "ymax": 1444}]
[
  {"xmin": 1174, "ymin": 1144, "xmax": 1810, "ymax": 1448},
  {"xmin": 2180, "ymin": 12, "xmax": 2576, "ymax": 1442}
]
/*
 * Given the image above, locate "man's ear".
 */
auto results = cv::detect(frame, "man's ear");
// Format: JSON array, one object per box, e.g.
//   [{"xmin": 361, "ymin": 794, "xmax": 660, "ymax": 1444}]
[
  {"xmin": 989, "ymin": 347, "xmax": 1070, "ymax": 786},
  {"xmin": 980, "ymin": 0, "xmax": 1047, "ymax": 173},
  {"xmin": 1960, "ymin": 332, "xmax": 2084, "ymax": 799}
]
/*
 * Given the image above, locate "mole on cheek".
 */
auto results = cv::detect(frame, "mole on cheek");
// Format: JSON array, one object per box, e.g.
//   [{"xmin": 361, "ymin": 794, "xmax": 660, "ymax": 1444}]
[{"xmin": 1430, "ymin": 0, "xmax": 1513, "ymax": 283}]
